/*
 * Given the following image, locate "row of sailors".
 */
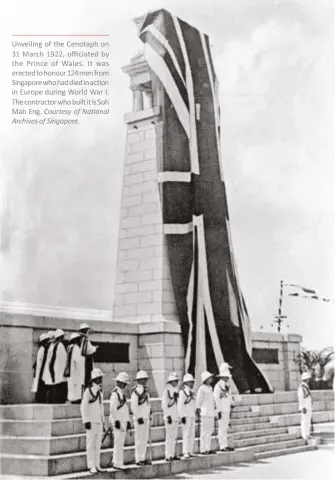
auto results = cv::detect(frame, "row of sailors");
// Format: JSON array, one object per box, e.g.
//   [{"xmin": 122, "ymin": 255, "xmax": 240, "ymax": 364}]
[
  {"xmin": 80, "ymin": 363, "xmax": 235, "ymax": 474},
  {"xmin": 31, "ymin": 324, "xmax": 97, "ymax": 404}
]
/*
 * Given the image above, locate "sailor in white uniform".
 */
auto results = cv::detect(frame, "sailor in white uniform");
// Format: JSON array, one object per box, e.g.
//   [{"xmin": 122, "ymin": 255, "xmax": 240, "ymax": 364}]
[
  {"xmin": 178, "ymin": 373, "xmax": 196, "ymax": 458},
  {"xmin": 130, "ymin": 370, "xmax": 151, "ymax": 465},
  {"xmin": 162, "ymin": 372, "xmax": 180, "ymax": 461},
  {"xmin": 196, "ymin": 371, "xmax": 216, "ymax": 455},
  {"xmin": 109, "ymin": 372, "xmax": 131, "ymax": 469},
  {"xmin": 65, "ymin": 332, "xmax": 83, "ymax": 404},
  {"xmin": 298, "ymin": 371, "xmax": 313, "ymax": 442},
  {"xmin": 78, "ymin": 323, "xmax": 98, "ymax": 388},
  {"xmin": 214, "ymin": 363, "xmax": 235, "ymax": 451},
  {"xmin": 80, "ymin": 368, "xmax": 105, "ymax": 474}
]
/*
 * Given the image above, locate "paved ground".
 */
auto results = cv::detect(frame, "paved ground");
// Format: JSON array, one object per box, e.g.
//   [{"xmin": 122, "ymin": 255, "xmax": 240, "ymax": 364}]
[{"xmin": 153, "ymin": 445, "xmax": 335, "ymax": 480}]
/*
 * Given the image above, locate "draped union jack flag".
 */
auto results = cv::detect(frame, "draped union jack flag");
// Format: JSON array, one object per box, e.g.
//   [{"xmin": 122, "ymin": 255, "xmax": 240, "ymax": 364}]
[{"xmin": 139, "ymin": 10, "xmax": 273, "ymax": 393}]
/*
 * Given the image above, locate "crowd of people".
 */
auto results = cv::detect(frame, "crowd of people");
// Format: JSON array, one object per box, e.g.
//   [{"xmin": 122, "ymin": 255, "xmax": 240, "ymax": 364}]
[
  {"xmin": 31, "ymin": 323, "xmax": 97, "ymax": 404},
  {"xmin": 80, "ymin": 362, "xmax": 235, "ymax": 474},
  {"xmin": 31, "ymin": 327, "xmax": 314, "ymax": 475}
]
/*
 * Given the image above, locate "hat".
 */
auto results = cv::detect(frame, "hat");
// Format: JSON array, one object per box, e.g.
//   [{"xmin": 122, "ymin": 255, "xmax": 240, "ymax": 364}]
[
  {"xmin": 167, "ymin": 372, "xmax": 179, "ymax": 383},
  {"xmin": 54, "ymin": 329, "xmax": 65, "ymax": 339},
  {"xmin": 136, "ymin": 370, "xmax": 149, "ymax": 380},
  {"xmin": 182, "ymin": 373, "xmax": 194, "ymax": 383},
  {"xmin": 39, "ymin": 333, "xmax": 49, "ymax": 343},
  {"xmin": 116, "ymin": 372, "xmax": 129, "ymax": 384},
  {"xmin": 218, "ymin": 364, "xmax": 232, "ymax": 378},
  {"xmin": 79, "ymin": 323, "xmax": 91, "ymax": 331},
  {"xmin": 47, "ymin": 331, "xmax": 55, "ymax": 339},
  {"xmin": 70, "ymin": 332, "xmax": 81, "ymax": 342},
  {"xmin": 201, "ymin": 371, "xmax": 214, "ymax": 383},
  {"xmin": 302, "ymin": 372, "xmax": 311, "ymax": 381},
  {"xmin": 91, "ymin": 368, "xmax": 104, "ymax": 381}
]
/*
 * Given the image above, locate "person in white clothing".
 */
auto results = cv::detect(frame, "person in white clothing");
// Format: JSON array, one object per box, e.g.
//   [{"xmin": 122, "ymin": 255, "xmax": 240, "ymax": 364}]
[
  {"xmin": 65, "ymin": 333, "xmax": 83, "ymax": 404},
  {"xmin": 178, "ymin": 373, "xmax": 196, "ymax": 458},
  {"xmin": 196, "ymin": 371, "xmax": 216, "ymax": 455},
  {"xmin": 214, "ymin": 363, "xmax": 235, "ymax": 452},
  {"xmin": 78, "ymin": 323, "xmax": 98, "ymax": 388},
  {"xmin": 109, "ymin": 372, "xmax": 131, "ymax": 469},
  {"xmin": 298, "ymin": 371, "xmax": 313, "ymax": 442},
  {"xmin": 162, "ymin": 372, "xmax": 180, "ymax": 461},
  {"xmin": 130, "ymin": 370, "xmax": 151, "ymax": 466},
  {"xmin": 31, "ymin": 333, "xmax": 50, "ymax": 403},
  {"xmin": 42, "ymin": 329, "xmax": 68, "ymax": 403},
  {"xmin": 80, "ymin": 368, "xmax": 105, "ymax": 474}
]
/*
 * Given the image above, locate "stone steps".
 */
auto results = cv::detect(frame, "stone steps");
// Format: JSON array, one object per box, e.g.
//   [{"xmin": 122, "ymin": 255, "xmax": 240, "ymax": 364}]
[
  {"xmin": 255, "ymin": 443, "xmax": 318, "ymax": 459},
  {"xmin": 0, "ymin": 390, "xmax": 333, "ymax": 477},
  {"xmin": 0, "ymin": 425, "xmax": 293, "ymax": 456}
]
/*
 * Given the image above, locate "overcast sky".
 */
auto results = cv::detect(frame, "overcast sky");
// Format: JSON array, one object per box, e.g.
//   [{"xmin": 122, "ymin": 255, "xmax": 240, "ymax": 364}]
[{"xmin": 0, "ymin": 0, "xmax": 333, "ymax": 349}]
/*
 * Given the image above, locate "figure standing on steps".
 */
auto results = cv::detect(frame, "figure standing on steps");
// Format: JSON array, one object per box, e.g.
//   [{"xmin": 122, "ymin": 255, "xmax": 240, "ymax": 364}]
[
  {"xmin": 80, "ymin": 368, "xmax": 105, "ymax": 474},
  {"xmin": 131, "ymin": 370, "xmax": 151, "ymax": 466},
  {"xmin": 178, "ymin": 373, "xmax": 196, "ymax": 458},
  {"xmin": 42, "ymin": 329, "xmax": 68, "ymax": 404},
  {"xmin": 78, "ymin": 323, "xmax": 98, "ymax": 388},
  {"xmin": 31, "ymin": 332, "xmax": 50, "ymax": 403},
  {"xmin": 298, "ymin": 371, "xmax": 313, "ymax": 443},
  {"xmin": 214, "ymin": 363, "xmax": 235, "ymax": 452},
  {"xmin": 196, "ymin": 371, "xmax": 217, "ymax": 455},
  {"xmin": 162, "ymin": 372, "xmax": 180, "ymax": 461},
  {"xmin": 109, "ymin": 372, "xmax": 131, "ymax": 469},
  {"xmin": 195, "ymin": 372, "xmax": 215, "ymax": 455},
  {"xmin": 65, "ymin": 332, "xmax": 83, "ymax": 404}
]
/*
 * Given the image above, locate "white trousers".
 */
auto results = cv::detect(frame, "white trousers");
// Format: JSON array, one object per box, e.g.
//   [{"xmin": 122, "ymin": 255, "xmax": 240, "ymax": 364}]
[
  {"xmin": 86, "ymin": 423, "xmax": 102, "ymax": 470},
  {"xmin": 134, "ymin": 419, "xmax": 149, "ymax": 463},
  {"xmin": 218, "ymin": 413, "xmax": 230, "ymax": 449},
  {"xmin": 200, "ymin": 416, "xmax": 214, "ymax": 453},
  {"xmin": 182, "ymin": 417, "xmax": 195, "ymax": 455},
  {"xmin": 164, "ymin": 420, "xmax": 178, "ymax": 459},
  {"xmin": 301, "ymin": 410, "xmax": 312, "ymax": 440},
  {"xmin": 112, "ymin": 421, "xmax": 127, "ymax": 467}
]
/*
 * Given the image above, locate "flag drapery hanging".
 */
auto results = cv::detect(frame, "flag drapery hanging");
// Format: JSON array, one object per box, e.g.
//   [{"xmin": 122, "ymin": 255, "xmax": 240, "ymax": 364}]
[
  {"xmin": 284, "ymin": 284, "xmax": 331, "ymax": 302},
  {"xmin": 139, "ymin": 9, "xmax": 273, "ymax": 393}
]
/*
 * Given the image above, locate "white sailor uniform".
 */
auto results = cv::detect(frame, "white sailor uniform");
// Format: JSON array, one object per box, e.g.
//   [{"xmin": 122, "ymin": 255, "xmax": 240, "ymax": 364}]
[
  {"xmin": 130, "ymin": 384, "xmax": 150, "ymax": 463},
  {"xmin": 213, "ymin": 380, "xmax": 233, "ymax": 450},
  {"xmin": 178, "ymin": 385, "xmax": 196, "ymax": 456},
  {"xmin": 66, "ymin": 343, "xmax": 82, "ymax": 403},
  {"xmin": 80, "ymin": 384, "xmax": 105, "ymax": 471},
  {"xmin": 298, "ymin": 381, "xmax": 312, "ymax": 440},
  {"xmin": 162, "ymin": 385, "xmax": 179, "ymax": 459},
  {"xmin": 109, "ymin": 386, "xmax": 130, "ymax": 468},
  {"xmin": 196, "ymin": 384, "xmax": 216, "ymax": 453}
]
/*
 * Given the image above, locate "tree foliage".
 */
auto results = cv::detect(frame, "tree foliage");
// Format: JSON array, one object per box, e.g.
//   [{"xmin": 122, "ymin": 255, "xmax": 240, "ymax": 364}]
[{"xmin": 295, "ymin": 346, "xmax": 334, "ymax": 390}]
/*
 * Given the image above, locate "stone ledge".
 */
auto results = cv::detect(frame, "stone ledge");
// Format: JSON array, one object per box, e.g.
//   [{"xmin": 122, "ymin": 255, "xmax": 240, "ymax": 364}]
[{"xmin": 124, "ymin": 106, "xmax": 161, "ymax": 125}]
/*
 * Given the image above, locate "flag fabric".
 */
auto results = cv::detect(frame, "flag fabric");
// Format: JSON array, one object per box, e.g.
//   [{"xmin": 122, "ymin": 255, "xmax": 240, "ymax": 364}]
[
  {"xmin": 284, "ymin": 284, "xmax": 330, "ymax": 302},
  {"xmin": 139, "ymin": 9, "xmax": 273, "ymax": 393}
]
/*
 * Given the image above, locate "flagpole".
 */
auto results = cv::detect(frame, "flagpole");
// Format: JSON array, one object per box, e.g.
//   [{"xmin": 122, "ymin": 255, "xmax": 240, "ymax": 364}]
[{"xmin": 273, "ymin": 280, "xmax": 287, "ymax": 333}]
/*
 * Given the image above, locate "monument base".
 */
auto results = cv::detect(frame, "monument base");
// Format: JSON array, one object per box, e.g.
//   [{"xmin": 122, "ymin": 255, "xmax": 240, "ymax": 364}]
[{"xmin": 1, "ymin": 306, "xmax": 303, "ymax": 403}]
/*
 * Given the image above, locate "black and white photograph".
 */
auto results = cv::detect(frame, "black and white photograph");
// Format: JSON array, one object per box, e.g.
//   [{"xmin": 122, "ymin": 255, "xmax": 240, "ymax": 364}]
[{"xmin": 0, "ymin": 0, "xmax": 334, "ymax": 478}]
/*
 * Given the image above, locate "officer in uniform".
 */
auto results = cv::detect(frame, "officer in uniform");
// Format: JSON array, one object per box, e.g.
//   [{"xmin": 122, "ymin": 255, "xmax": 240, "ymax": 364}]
[
  {"xmin": 65, "ymin": 332, "xmax": 83, "ymax": 404},
  {"xmin": 162, "ymin": 372, "xmax": 180, "ymax": 461},
  {"xmin": 31, "ymin": 332, "xmax": 50, "ymax": 403},
  {"xmin": 214, "ymin": 362, "xmax": 235, "ymax": 451},
  {"xmin": 80, "ymin": 368, "xmax": 105, "ymax": 474},
  {"xmin": 178, "ymin": 373, "xmax": 196, "ymax": 458},
  {"xmin": 109, "ymin": 372, "xmax": 131, "ymax": 469},
  {"xmin": 78, "ymin": 323, "xmax": 98, "ymax": 387},
  {"xmin": 130, "ymin": 370, "xmax": 151, "ymax": 466},
  {"xmin": 298, "ymin": 371, "xmax": 312, "ymax": 442},
  {"xmin": 42, "ymin": 329, "xmax": 68, "ymax": 404},
  {"xmin": 195, "ymin": 371, "xmax": 216, "ymax": 455}
]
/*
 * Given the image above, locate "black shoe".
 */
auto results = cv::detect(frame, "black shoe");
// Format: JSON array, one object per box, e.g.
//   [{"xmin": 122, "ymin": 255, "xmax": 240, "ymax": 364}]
[
  {"xmin": 209, "ymin": 450, "xmax": 217, "ymax": 455},
  {"xmin": 165, "ymin": 457, "xmax": 173, "ymax": 462},
  {"xmin": 173, "ymin": 456, "xmax": 181, "ymax": 460},
  {"xmin": 143, "ymin": 459, "xmax": 152, "ymax": 465},
  {"xmin": 226, "ymin": 447, "xmax": 235, "ymax": 451},
  {"xmin": 136, "ymin": 461, "xmax": 145, "ymax": 466}
]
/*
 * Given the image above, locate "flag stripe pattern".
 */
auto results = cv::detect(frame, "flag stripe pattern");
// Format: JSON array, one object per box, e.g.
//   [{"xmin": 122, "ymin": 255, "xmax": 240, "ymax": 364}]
[{"xmin": 139, "ymin": 9, "xmax": 273, "ymax": 393}]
